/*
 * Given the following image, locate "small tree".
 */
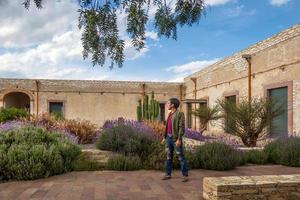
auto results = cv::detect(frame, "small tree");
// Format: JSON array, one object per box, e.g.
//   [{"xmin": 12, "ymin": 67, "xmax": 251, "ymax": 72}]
[
  {"xmin": 218, "ymin": 98, "xmax": 283, "ymax": 147},
  {"xmin": 192, "ymin": 104, "xmax": 221, "ymax": 133}
]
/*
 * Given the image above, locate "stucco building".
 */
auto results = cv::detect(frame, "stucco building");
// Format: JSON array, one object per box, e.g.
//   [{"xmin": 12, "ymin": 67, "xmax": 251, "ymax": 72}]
[{"xmin": 0, "ymin": 23, "xmax": 299, "ymax": 136}]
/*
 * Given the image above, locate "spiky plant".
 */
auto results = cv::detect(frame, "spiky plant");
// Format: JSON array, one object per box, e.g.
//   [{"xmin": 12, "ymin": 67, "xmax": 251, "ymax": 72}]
[
  {"xmin": 218, "ymin": 98, "xmax": 284, "ymax": 147},
  {"xmin": 192, "ymin": 104, "xmax": 221, "ymax": 133}
]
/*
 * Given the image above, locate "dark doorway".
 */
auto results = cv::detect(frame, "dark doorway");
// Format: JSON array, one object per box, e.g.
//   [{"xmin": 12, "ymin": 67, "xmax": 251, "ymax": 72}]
[
  {"xmin": 225, "ymin": 95, "xmax": 237, "ymax": 133},
  {"xmin": 3, "ymin": 92, "xmax": 30, "ymax": 112},
  {"xmin": 159, "ymin": 103, "xmax": 165, "ymax": 123}
]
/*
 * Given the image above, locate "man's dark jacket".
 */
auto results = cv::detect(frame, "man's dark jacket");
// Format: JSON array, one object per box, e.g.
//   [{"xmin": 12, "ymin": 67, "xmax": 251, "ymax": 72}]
[{"xmin": 164, "ymin": 110, "xmax": 185, "ymax": 140}]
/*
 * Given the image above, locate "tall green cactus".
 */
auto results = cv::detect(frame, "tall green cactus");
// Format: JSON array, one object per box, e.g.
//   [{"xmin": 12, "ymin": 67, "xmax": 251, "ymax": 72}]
[
  {"xmin": 137, "ymin": 99, "xmax": 142, "ymax": 121},
  {"xmin": 137, "ymin": 91, "xmax": 160, "ymax": 121}
]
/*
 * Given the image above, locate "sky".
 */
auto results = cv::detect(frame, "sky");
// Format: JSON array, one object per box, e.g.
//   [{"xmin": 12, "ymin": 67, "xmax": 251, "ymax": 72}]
[{"xmin": 0, "ymin": 0, "xmax": 299, "ymax": 82}]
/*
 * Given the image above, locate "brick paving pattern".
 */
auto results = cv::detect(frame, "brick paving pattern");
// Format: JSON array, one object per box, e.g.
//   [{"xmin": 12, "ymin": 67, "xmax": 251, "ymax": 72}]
[{"xmin": 1, "ymin": 165, "xmax": 300, "ymax": 200}]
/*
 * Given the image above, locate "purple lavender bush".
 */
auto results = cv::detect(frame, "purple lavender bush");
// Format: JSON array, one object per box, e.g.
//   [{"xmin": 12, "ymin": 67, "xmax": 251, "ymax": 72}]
[
  {"xmin": 0, "ymin": 120, "xmax": 30, "ymax": 132},
  {"xmin": 184, "ymin": 128, "xmax": 213, "ymax": 141},
  {"xmin": 0, "ymin": 120, "xmax": 79, "ymax": 144},
  {"xmin": 102, "ymin": 118, "xmax": 158, "ymax": 140}
]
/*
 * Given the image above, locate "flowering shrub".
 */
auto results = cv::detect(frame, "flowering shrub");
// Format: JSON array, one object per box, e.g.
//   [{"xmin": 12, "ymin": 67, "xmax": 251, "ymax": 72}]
[
  {"xmin": 185, "ymin": 128, "xmax": 213, "ymax": 141},
  {"xmin": 0, "ymin": 127, "xmax": 81, "ymax": 181},
  {"xmin": 143, "ymin": 120, "xmax": 165, "ymax": 137},
  {"xmin": 102, "ymin": 118, "xmax": 159, "ymax": 140},
  {"xmin": 0, "ymin": 120, "xmax": 30, "ymax": 132},
  {"xmin": 57, "ymin": 119, "xmax": 98, "ymax": 144}
]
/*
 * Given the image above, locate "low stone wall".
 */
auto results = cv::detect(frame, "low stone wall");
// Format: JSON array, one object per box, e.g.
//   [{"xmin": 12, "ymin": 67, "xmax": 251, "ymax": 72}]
[{"xmin": 203, "ymin": 174, "xmax": 300, "ymax": 200}]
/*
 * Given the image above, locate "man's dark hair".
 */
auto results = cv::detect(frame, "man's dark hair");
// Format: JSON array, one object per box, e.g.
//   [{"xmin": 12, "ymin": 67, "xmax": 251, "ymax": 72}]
[{"xmin": 169, "ymin": 98, "xmax": 180, "ymax": 109}]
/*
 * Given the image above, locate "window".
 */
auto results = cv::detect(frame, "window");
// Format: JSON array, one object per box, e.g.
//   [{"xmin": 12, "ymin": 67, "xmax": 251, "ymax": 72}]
[
  {"xmin": 187, "ymin": 103, "xmax": 192, "ymax": 128},
  {"xmin": 49, "ymin": 102, "xmax": 64, "ymax": 117},
  {"xmin": 225, "ymin": 95, "xmax": 236, "ymax": 133},
  {"xmin": 268, "ymin": 87, "xmax": 288, "ymax": 136}
]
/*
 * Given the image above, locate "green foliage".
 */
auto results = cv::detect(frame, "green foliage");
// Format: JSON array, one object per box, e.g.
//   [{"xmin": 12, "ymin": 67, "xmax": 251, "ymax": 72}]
[
  {"xmin": 106, "ymin": 155, "xmax": 142, "ymax": 171},
  {"xmin": 218, "ymin": 98, "xmax": 283, "ymax": 147},
  {"xmin": 146, "ymin": 141, "xmax": 166, "ymax": 170},
  {"xmin": 138, "ymin": 91, "xmax": 160, "ymax": 121},
  {"xmin": 264, "ymin": 138, "xmax": 300, "ymax": 167},
  {"xmin": 264, "ymin": 139, "xmax": 284, "ymax": 163},
  {"xmin": 71, "ymin": 154, "xmax": 101, "ymax": 171},
  {"xmin": 193, "ymin": 142, "xmax": 241, "ymax": 170},
  {"xmin": 51, "ymin": 111, "xmax": 64, "ymax": 120},
  {"xmin": 96, "ymin": 125, "xmax": 154, "ymax": 158},
  {"xmin": 0, "ymin": 107, "xmax": 30, "ymax": 123},
  {"xmin": 192, "ymin": 104, "xmax": 221, "ymax": 133},
  {"xmin": 0, "ymin": 127, "xmax": 81, "ymax": 181},
  {"xmin": 137, "ymin": 99, "xmax": 142, "ymax": 121},
  {"xmin": 244, "ymin": 150, "xmax": 268, "ymax": 165},
  {"xmin": 22, "ymin": 0, "xmax": 205, "ymax": 67}
]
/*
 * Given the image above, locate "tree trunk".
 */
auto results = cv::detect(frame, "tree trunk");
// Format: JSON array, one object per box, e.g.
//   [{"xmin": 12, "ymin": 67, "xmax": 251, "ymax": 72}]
[{"xmin": 242, "ymin": 136, "xmax": 258, "ymax": 147}]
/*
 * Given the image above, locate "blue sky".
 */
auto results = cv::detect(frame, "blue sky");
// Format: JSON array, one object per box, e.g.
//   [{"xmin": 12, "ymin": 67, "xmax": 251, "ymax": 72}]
[{"xmin": 0, "ymin": 0, "xmax": 299, "ymax": 82}]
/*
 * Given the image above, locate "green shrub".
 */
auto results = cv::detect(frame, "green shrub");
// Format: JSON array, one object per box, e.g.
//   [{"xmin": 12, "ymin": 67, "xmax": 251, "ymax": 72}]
[
  {"xmin": 97, "ymin": 125, "xmax": 154, "ymax": 158},
  {"xmin": 244, "ymin": 150, "xmax": 268, "ymax": 165},
  {"xmin": 106, "ymin": 155, "xmax": 142, "ymax": 171},
  {"xmin": 0, "ymin": 127, "xmax": 81, "ymax": 181},
  {"xmin": 71, "ymin": 154, "xmax": 101, "ymax": 171},
  {"xmin": 146, "ymin": 141, "xmax": 166, "ymax": 170},
  {"xmin": 279, "ymin": 138, "xmax": 300, "ymax": 167},
  {"xmin": 264, "ymin": 139, "xmax": 284, "ymax": 163},
  {"xmin": 193, "ymin": 142, "xmax": 241, "ymax": 170},
  {"xmin": 0, "ymin": 107, "xmax": 29, "ymax": 123},
  {"xmin": 265, "ymin": 138, "xmax": 300, "ymax": 167},
  {"xmin": 185, "ymin": 150, "xmax": 197, "ymax": 169}
]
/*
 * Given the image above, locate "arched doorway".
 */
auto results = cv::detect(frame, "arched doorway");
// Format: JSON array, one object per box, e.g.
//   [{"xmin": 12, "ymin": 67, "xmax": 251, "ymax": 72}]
[{"xmin": 3, "ymin": 92, "xmax": 31, "ymax": 113}]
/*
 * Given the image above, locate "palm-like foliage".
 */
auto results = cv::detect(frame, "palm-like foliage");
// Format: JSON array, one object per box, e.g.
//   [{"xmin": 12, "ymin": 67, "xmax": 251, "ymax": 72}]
[
  {"xmin": 218, "ymin": 98, "xmax": 284, "ymax": 147},
  {"xmin": 21, "ymin": 0, "xmax": 206, "ymax": 68},
  {"xmin": 192, "ymin": 105, "xmax": 221, "ymax": 133}
]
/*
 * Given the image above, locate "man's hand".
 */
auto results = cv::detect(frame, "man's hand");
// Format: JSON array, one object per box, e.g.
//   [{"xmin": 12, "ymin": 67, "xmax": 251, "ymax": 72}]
[
  {"xmin": 161, "ymin": 138, "xmax": 166, "ymax": 145},
  {"xmin": 176, "ymin": 139, "xmax": 181, "ymax": 147}
]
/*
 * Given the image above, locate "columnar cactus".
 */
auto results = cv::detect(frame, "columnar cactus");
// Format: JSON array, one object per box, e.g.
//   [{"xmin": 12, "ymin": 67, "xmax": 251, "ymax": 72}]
[
  {"xmin": 137, "ymin": 91, "xmax": 160, "ymax": 121},
  {"xmin": 137, "ymin": 99, "xmax": 142, "ymax": 121}
]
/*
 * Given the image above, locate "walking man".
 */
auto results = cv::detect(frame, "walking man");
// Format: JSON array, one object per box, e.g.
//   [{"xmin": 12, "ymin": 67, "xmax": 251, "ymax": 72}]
[{"xmin": 161, "ymin": 98, "xmax": 189, "ymax": 182}]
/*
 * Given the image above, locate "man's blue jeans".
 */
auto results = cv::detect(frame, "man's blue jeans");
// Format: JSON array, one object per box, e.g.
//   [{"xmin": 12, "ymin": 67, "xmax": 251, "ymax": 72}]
[{"xmin": 165, "ymin": 135, "xmax": 189, "ymax": 177}]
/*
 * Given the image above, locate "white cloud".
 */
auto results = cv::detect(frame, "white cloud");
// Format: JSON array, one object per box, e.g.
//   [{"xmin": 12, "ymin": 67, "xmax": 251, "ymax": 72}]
[
  {"xmin": 225, "ymin": 5, "xmax": 256, "ymax": 18},
  {"xmin": 124, "ymin": 38, "xmax": 150, "ymax": 60},
  {"xmin": 145, "ymin": 31, "xmax": 159, "ymax": 41},
  {"xmin": 205, "ymin": 0, "xmax": 233, "ymax": 6},
  {"xmin": 269, "ymin": 0, "xmax": 291, "ymax": 6},
  {"xmin": 165, "ymin": 58, "xmax": 220, "ymax": 82},
  {"xmin": 0, "ymin": 0, "xmax": 79, "ymax": 48},
  {"xmin": 166, "ymin": 58, "xmax": 220, "ymax": 74},
  {"xmin": 0, "ymin": 0, "xmax": 157, "ymax": 80}
]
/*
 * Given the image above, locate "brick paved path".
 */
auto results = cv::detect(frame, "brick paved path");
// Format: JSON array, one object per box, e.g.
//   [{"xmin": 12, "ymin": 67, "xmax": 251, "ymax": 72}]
[{"xmin": 1, "ymin": 165, "xmax": 300, "ymax": 200}]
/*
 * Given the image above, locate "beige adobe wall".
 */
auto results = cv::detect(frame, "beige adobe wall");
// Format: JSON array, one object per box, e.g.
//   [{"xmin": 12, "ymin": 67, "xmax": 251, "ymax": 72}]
[
  {"xmin": 293, "ymin": 80, "xmax": 300, "ymax": 136},
  {"xmin": 0, "ymin": 78, "xmax": 181, "ymax": 126},
  {"xmin": 184, "ymin": 24, "xmax": 300, "ymax": 134}
]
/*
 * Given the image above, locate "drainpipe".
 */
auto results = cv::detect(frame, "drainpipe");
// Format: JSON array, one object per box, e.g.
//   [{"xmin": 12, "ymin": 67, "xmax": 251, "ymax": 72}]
[
  {"xmin": 191, "ymin": 77, "xmax": 197, "ymax": 130},
  {"xmin": 35, "ymin": 80, "xmax": 40, "ymax": 116},
  {"xmin": 242, "ymin": 54, "xmax": 252, "ymax": 103}
]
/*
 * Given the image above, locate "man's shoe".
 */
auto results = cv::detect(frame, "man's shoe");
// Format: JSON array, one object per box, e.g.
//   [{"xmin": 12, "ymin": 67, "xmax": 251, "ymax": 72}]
[
  {"xmin": 161, "ymin": 175, "xmax": 172, "ymax": 180},
  {"xmin": 182, "ymin": 176, "xmax": 189, "ymax": 182}
]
